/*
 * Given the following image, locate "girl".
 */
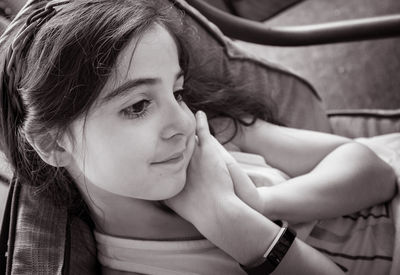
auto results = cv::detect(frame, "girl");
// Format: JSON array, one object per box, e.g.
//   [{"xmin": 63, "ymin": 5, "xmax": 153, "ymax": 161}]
[{"xmin": 0, "ymin": 0, "xmax": 397, "ymax": 274}]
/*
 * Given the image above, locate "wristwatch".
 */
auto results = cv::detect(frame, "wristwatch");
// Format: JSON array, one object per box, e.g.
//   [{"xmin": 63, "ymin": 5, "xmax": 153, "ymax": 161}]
[{"xmin": 240, "ymin": 220, "xmax": 296, "ymax": 275}]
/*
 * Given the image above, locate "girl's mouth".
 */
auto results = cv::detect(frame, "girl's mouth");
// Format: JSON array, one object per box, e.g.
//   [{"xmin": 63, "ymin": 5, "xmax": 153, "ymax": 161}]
[{"xmin": 151, "ymin": 151, "xmax": 185, "ymax": 165}]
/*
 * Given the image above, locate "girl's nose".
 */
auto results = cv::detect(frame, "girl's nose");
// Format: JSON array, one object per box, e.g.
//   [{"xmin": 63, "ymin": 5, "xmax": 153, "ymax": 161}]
[{"xmin": 160, "ymin": 98, "xmax": 193, "ymax": 142}]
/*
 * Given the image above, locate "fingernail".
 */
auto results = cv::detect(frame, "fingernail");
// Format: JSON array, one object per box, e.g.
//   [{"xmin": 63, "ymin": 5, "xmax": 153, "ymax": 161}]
[
  {"xmin": 197, "ymin": 110, "xmax": 206, "ymax": 120},
  {"xmin": 196, "ymin": 110, "xmax": 202, "ymax": 122}
]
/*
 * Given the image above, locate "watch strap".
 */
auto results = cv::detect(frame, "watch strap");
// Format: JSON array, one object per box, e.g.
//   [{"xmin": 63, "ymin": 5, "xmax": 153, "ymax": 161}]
[{"xmin": 240, "ymin": 220, "xmax": 296, "ymax": 274}]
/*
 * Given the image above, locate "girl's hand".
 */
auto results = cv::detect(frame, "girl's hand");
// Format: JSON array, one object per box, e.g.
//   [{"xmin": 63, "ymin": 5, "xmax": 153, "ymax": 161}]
[
  {"xmin": 165, "ymin": 111, "xmax": 237, "ymax": 229},
  {"xmin": 212, "ymin": 140, "xmax": 265, "ymax": 215}
]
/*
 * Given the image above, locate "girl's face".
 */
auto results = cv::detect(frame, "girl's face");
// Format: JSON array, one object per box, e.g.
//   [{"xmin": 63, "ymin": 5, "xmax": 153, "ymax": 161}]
[{"xmin": 65, "ymin": 24, "xmax": 196, "ymax": 200}]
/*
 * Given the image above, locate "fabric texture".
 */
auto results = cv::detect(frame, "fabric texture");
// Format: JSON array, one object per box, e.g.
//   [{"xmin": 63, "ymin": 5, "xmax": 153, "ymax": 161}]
[
  {"xmin": 328, "ymin": 109, "xmax": 400, "ymax": 138},
  {"xmin": 11, "ymin": 184, "xmax": 67, "ymax": 275},
  {"xmin": 67, "ymin": 216, "xmax": 100, "ymax": 275},
  {"xmin": 306, "ymin": 203, "xmax": 394, "ymax": 274},
  {"xmin": 174, "ymin": 0, "xmax": 332, "ymax": 132},
  {"xmin": 202, "ymin": 0, "xmax": 303, "ymax": 21},
  {"xmin": 95, "ymin": 232, "xmax": 246, "ymax": 275},
  {"xmin": 306, "ymin": 133, "xmax": 400, "ymax": 275},
  {"xmin": 357, "ymin": 133, "xmax": 400, "ymax": 275}
]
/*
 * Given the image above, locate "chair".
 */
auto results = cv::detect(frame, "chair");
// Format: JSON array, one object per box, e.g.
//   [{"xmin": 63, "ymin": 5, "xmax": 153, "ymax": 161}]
[{"xmin": 0, "ymin": 0, "xmax": 399, "ymax": 274}]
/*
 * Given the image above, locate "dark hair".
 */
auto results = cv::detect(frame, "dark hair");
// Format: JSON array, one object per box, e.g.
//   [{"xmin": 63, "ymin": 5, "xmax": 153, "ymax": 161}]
[{"xmin": 0, "ymin": 0, "xmax": 275, "ymax": 208}]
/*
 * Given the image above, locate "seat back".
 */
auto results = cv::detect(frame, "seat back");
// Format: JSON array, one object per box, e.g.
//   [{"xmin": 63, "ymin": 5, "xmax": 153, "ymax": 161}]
[{"xmin": 175, "ymin": 0, "xmax": 332, "ymax": 132}]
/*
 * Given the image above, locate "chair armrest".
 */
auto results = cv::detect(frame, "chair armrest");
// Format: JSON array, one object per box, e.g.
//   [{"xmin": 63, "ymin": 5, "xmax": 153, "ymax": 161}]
[{"xmin": 327, "ymin": 109, "xmax": 400, "ymax": 138}]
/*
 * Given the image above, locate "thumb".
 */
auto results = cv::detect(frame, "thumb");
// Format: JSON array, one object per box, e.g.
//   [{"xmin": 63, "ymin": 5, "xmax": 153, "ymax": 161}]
[{"xmin": 195, "ymin": 110, "xmax": 210, "ymax": 145}]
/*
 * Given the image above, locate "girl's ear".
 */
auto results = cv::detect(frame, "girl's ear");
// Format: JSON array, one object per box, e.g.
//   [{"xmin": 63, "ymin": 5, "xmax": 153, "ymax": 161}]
[{"xmin": 26, "ymin": 132, "xmax": 73, "ymax": 167}]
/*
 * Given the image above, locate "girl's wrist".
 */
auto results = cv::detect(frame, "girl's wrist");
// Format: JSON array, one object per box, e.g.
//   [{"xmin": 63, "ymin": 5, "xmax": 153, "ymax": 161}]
[
  {"xmin": 191, "ymin": 193, "xmax": 240, "ymax": 233},
  {"xmin": 258, "ymin": 186, "xmax": 279, "ymax": 221},
  {"xmin": 196, "ymin": 194, "xmax": 281, "ymax": 265}
]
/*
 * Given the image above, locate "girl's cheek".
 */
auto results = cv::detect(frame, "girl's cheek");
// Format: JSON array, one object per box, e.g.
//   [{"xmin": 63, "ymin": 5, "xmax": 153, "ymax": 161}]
[{"xmin": 189, "ymin": 112, "xmax": 196, "ymax": 133}]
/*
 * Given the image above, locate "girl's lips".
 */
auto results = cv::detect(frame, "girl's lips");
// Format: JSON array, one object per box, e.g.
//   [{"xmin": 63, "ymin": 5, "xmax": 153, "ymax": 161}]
[
  {"xmin": 157, "ymin": 154, "xmax": 184, "ymax": 164},
  {"xmin": 152, "ymin": 151, "xmax": 185, "ymax": 164},
  {"xmin": 151, "ymin": 135, "xmax": 194, "ymax": 166}
]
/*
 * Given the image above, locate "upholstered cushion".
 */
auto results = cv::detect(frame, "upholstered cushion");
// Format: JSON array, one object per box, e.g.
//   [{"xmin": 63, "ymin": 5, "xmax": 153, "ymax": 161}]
[
  {"xmin": 328, "ymin": 109, "xmax": 400, "ymax": 138},
  {"xmin": 202, "ymin": 0, "xmax": 303, "ymax": 21},
  {"xmin": 174, "ymin": 0, "xmax": 332, "ymax": 132}
]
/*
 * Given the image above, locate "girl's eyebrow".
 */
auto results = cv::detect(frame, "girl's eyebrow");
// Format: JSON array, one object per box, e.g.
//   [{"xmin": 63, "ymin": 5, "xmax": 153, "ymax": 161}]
[{"xmin": 100, "ymin": 70, "xmax": 184, "ymax": 105}]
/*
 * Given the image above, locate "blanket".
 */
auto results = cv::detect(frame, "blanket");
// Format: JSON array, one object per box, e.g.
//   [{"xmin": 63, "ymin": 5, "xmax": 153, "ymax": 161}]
[{"xmin": 356, "ymin": 133, "xmax": 400, "ymax": 275}]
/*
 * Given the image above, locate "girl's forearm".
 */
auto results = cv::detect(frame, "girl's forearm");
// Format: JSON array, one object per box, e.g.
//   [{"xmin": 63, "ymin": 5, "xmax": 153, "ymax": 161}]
[
  {"xmin": 195, "ymin": 195, "xmax": 344, "ymax": 274},
  {"xmin": 259, "ymin": 142, "xmax": 397, "ymax": 223}
]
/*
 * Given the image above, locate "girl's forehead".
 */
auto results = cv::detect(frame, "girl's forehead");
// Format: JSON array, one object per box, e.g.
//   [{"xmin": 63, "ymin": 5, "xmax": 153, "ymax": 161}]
[
  {"xmin": 97, "ymin": 24, "xmax": 181, "ymax": 102},
  {"xmin": 116, "ymin": 24, "xmax": 178, "ymax": 77}
]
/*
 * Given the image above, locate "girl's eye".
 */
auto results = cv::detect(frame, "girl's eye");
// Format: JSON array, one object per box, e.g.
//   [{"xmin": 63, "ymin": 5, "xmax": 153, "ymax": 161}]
[
  {"xmin": 174, "ymin": 89, "xmax": 186, "ymax": 102},
  {"xmin": 121, "ymin": 100, "xmax": 151, "ymax": 119}
]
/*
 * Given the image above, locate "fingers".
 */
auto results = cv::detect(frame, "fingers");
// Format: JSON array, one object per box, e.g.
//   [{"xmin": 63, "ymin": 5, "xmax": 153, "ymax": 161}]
[
  {"xmin": 214, "ymin": 138, "xmax": 237, "ymax": 166},
  {"xmin": 195, "ymin": 111, "xmax": 210, "ymax": 146},
  {"xmin": 227, "ymin": 161, "xmax": 255, "ymax": 194},
  {"xmin": 194, "ymin": 110, "xmax": 240, "ymax": 167},
  {"xmin": 226, "ymin": 160, "xmax": 263, "ymax": 213}
]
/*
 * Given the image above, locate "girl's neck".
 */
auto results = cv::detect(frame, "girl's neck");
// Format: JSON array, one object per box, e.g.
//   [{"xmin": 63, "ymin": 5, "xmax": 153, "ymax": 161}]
[{"xmin": 76, "ymin": 181, "xmax": 203, "ymax": 241}]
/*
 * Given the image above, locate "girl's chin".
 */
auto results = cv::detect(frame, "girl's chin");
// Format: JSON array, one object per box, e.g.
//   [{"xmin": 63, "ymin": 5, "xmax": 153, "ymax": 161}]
[
  {"xmin": 147, "ymin": 175, "xmax": 187, "ymax": 201},
  {"xmin": 166, "ymin": 177, "xmax": 187, "ymax": 199}
]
